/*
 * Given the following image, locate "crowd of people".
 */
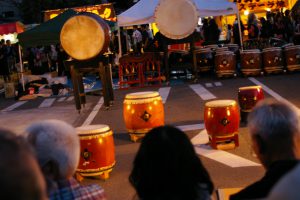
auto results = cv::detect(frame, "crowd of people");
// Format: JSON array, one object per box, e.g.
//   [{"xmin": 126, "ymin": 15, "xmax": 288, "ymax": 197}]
[
  {"xmin": 0, "ymin": 39, "xmax": 18, "ymax": 82},
  {"xmin": 1, "ymin": 99, "xmax": 300, "ymax": 200}
]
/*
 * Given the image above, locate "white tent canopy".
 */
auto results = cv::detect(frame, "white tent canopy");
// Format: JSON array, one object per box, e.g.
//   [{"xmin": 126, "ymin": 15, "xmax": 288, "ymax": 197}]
[{"xmin": 117, "ymin": 0, "xmax": 238, "ymax": 27}]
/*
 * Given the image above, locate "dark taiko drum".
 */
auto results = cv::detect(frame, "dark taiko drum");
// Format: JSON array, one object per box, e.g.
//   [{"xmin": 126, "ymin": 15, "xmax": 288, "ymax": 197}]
[
  {"xmin": 123, "ymin": 91, "xmax": 164, "ymax": 135},
  {"xmin": 60, "ymin": 12, "xmax": 110, "ymax": 60},
  {"xmin": 193, "ymin": 48, "xmax": 213, "ymax": 72},
  {"xmin": 76, "ymin": 125, "xmax": 115, "ymax": 177},
  {"xmin": 262, "ymin": 47, "xmax": 284, "ymax": 74},
  {"xmin": 204, "ymin": 100, "xmax": 240, "ymax": 137},
  {"xmin": 215, "ymin": 51, "xmax": 236, "ymax": 77},
  {"xmin": 238, "ymin": 86, "xmax": 264, "ymax": 112},
  {"xmin": 284, "ymin": 45, "xmax": 300, "ymax": 72},
  {"xmin": 240, "ymin": 49, "xmax": 262, "ymax": 76}
]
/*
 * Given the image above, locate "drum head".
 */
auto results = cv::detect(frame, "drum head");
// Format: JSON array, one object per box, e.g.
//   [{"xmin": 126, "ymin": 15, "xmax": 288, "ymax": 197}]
[
  {"xmin": 60, "ymin": 14, "xmax": 108, "ymax": 60},
  {"xmin": 154, "ymin": 0, "xmax": 198, "ymax": 39},
  {"xmin": 205, "ymin": 100, "xmax": 237, "ymax": 107},
  {"xmin": 125, "ymin": 91, "xmax": 160, "ymax": 99},
  {"xmin": 76, "ymin": 125, "xmax": 110, "ymax": 135},
  {"xmin": 239, "ymin": 85, "xmax": 262, "ymax": 91}
]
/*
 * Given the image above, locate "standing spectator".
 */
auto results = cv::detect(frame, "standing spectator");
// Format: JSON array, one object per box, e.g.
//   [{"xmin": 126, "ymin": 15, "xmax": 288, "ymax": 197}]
[
  {"xmin": 226, "ymin": 24, "xmax": 233, "ymax": 43},
  {"xmin": 259, "ymin": 17, "xmax": 269, "ymax": 39},
  {"xmin": 284, "ymin": 10, "xmax": 295, "ymax": 42},
  {"xmin": 230, "ymin": 99, "xmax": 300, "ymax": 200},
  {"xmin": 129, "ymin": 125, "xmax": 214, "ymax": 200},
  {"xmin": 274, "ymin": 13, "xmax": 286, "ymax": 40},
  {"xmin": 0, "ymin": 40, "xmax": 10, "ymax": 82},
  {"xmin": 201, "ymin": 18, "xmax": 210, "ymax": 42},
  {"xmin": 145, "ymin": 24, "xmax": 154, "ymax": 40},
  {"xmin": 0, "ymin": 128, "xmax": 48, "ymax": 200},
  {"xmin": 132, "ymin": 25, "xmax": 142, "ymax": 55},
  {"xmin": 233, "ymin": 18, "xmax": 245, "ymax": 46},
  {"xmin": 25, "ymin": 120, "xmax": 107, "ymax": 200},
  {"xmin": 56, "ymin": 44, "xmax": 69, "ymax": 77},
  {"xmin": 247, "ymin": 13, "xmax": 259, "ymax": 40},
  {"xmin": 5, "ymin": 40, "xmax": 16, "ymax": 72},
  {"xmin": 140, "ymin": 25, "xmax": 150, "ymax": 51},
  {"xmin": 207, "ymin": 18, "xmax": 221, "ymax": 44}
]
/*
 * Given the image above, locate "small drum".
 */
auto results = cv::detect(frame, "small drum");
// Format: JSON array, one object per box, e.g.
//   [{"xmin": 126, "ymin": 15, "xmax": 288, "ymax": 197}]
[
  {"xmin": 284, "ymin": 45, "xmax": 300, "ymax": 72},
  {"xmin": 76, "ymin": 125, "xmax": 115, "ymax": 179},
  {"xmin": 204, "ymin": 100, "xmax": 240, "ymax": 149},
  {"xmin": 123, "ymin": 91, "xmax": 164, "ymax": 141},
  {"xmin": 154, "ymin": 0, "xmax": 198, "ymax": 39},
  {"xmin": 240, "ymin": 49, "xmax": 262, "ymax": 76},
  {"xmin": 214, "ymin": 51, "xmax": 236, "ymax": 78},
  {"xmin": 262, "ymin": 47, "xmax": 284, "ymax": 74},
  {"xmin": 193, "ymin": 48, "xmax": 214, "ymax": 73},
  {"xmin": 60, "ymin": 12, "xmax": 110, "ymax": 60},
  {"xmin": 238, "ymin": 86, "xmax": 264, "ymax": 113}
]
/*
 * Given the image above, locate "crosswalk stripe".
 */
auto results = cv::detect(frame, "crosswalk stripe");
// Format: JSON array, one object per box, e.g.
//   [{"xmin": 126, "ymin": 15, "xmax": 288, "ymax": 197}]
[
  {"xmin": 39, "ymin": 98, "xmax": 56, "ymax": 108},
  {"xmin": 214, "ymin": 82, "xmax": 222, "ymax": 86},
  {"xmin": 177, "ymin": 123, "xmax": 205, "ymax": 132},
  {"xmin": 58, "ymin": 97, "xmax": 67, "ymax": 102},
  {"xmin": 248, "ymin": 77, "xmax": 300, "ymax": 116},
  {"xmin": 66, "ymin": 96, "xmax": 74, "ymax": 101},
  {"xmin": 205, "ymin": 83, "xmax": 213, "ymax": 87},
  {"xmin": 82, "ymin": 97, "xmax": 104, "ymax": 126},
  {"xmin": 192, "ymin": 129, "xmax": 261, "ymax": 168},
  {"xmin": 1, "ymin": 101, "xmax": 27, "ymax": 112},
  {"xmin": 189, "ymin": 84, "xmax": 216, "ymax": 100},
  {"xmin": 158, "ymin": 87, "xmax": 171, "ymax": 104}
]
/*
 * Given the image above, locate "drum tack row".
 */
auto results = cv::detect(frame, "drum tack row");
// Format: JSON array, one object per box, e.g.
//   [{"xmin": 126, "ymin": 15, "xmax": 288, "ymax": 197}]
[
  {"xmin": 74, "ymin": 87, "xmax": 264, "ymax": 180},
  {"xmin": 193, "ymin": 44, "xmax": 300, "ymax": 78}
]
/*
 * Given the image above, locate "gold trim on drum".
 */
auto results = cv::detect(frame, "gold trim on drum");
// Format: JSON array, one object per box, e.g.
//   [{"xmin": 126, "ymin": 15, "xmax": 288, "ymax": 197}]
[
  {"xmin": 76, "ymin": 125, "xmax": 110, "ymax": 135},
  {"xmin": 127, "ymin": 128, "xmax": 152, "ymax": 134},
  {"xmin": 76, "ymin": 161, "xmax": 116, "ymax": 176},
  {"xmin": 240, "ymin": 49, "xmax": 261, "ymax": 53},
  {"xmin": 262, "ymin": 47, "xmax": 282, "ymax": 52},
  {"xmin": 205, "ymin": 100, "xmax": 237, "ymax": 108},
  {"xmin": 208, "ymin": 132, "xmax": 238, "ymax": 138},
  {"xmin": 78, "ymin": 130, "xmax": 113, "ymax": 140},
  {"xmin": 239, "ymin": 85, "xmax": 262, "ymax": 91}
]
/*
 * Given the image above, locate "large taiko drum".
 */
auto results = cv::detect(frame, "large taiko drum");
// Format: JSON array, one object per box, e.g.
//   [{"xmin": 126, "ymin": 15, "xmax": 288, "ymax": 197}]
[
  {"xmin": 204, "ymin": 100, "xmax": 240, "ymax": 148},
  {"xmin": 154, "ymin": 0, "xmax": 198, "ymax": 39},
  {"xmin": 262, "ymin": 47, "xmax": 284, "ymax": 74},
  {"xmin": 284, "ymin": 45, "xmax": 300, "ymax": 72},
  {"xmin": 193, "ymin": 48, "xmax": 214, "ymax": 73},
  {"xmin": 238, "ymin": 86, "xmax": 264, "ymax": 113},
  {"xmin": 76, "ymin": 125, "xmax": 115, "ymax": 179},
  {"xmin": 123, "ymin": 91, "xmax": 164, "ymax": 141},
  {"xmin": 215, "ymin": 51, "xmax": 236, "ymax": 78},
  {"xmin": 60, "ymin": 12, "xmax": 110, "ymax": 60},
  {"xmin": 240, "ymin": 49, "xmax": 262, "ymax": 76}
]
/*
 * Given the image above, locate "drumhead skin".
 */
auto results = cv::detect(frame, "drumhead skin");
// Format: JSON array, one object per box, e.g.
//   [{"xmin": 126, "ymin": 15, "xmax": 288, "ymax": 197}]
[
  {"xmin": 239, "ymin": 85, "xmax": 262, "ymax": 91},
  {"xmin": 205, "ymin": 100, "xmax": 237, "ymax": 107},
  {"xmin": 76, "ymin": 125, "xmax": 110, "ymax": 135},
  {"xmin": 60, "ymin": 12, "xmax": 109, "ymax": 60},
  {"xmin": 154, "ymin": 0, "xmax": 199, "ymax": 39}
]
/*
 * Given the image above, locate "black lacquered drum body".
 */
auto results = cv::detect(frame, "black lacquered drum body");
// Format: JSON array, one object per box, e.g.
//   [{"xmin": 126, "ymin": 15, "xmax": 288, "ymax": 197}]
[
  {"xmin": 215, "ymin": 51, "xmax": 236, "ymax": 77},
  {"xmin": 284, "ymin": 45, "xmax": 300, "ymax": 72},
  {"xmin": 240, "ymin": 49, "xmax": 262, "ymax": 76},
  {"xmin": 262, "ymin": 47, "xmax": 284, "ymax": 74},
  {"xmin": 194, "ymin": 48, "xmax": 213, "ymax": 72}
]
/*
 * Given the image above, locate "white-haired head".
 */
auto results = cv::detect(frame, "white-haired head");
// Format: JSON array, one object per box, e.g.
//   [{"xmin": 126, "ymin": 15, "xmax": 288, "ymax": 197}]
[
  {"xmin": 248, "ymin": 99, "xmax": 300, "ymax": 167},
  {"xmin": 25, "ymin": 120, "xmax": 80, "ymax": 179}
]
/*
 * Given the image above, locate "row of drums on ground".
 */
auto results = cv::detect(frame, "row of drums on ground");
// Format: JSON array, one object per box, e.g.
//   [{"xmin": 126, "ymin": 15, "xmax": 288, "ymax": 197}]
[
  {"xmin": 194, "ymin": 44, "xmax": 300, "ymax": 78},
  {"xmin": 74, "ymin": 86, "xmax": 265, "ymax": 180}
]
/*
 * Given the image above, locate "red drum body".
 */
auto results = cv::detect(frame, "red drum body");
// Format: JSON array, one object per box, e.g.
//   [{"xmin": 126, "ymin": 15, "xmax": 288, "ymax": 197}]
[
  {"xmin": 284, "ymin": 45, "xmax": 300, "ymax": 72},
  {"xmin": 262, "ymin": 47, "xmax": 284, "ymax": 74},
  {"xmin": 76, "ymin": 125, "xmax": 115, "ymax": 179},
  {"xmin": 60, "ymin": 12, "xmax": 110, "ymax": 60},
  {"xmin": 215, "ymin": 51, "xmax": 236, "ymax": 78},
  {"xmin": 193, "ymin": 48, "xmax": 214, "ymax": 73},
  {"xmin": 123, "ymin": 91, "xmax": 164, "ymax": 141},
  {"xmin": 204, "ymin": 100, "xmax": 240, "ymax": 148},
  {"xmin": 240, "ymin": 49, "xmax": 262, "ymax": 76},
  {"xmin": 238, "ymin": 86, "xmax": 264, "ymax": 112}
]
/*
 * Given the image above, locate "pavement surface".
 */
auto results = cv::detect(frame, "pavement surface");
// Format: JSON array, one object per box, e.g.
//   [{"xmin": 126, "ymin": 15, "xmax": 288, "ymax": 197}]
[{"xmin": 1, "ymin": 72, "xmax": 300, "ymax": 200}]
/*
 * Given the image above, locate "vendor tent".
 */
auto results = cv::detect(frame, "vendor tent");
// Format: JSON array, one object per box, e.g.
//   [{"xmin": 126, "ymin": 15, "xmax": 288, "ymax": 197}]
[
  {"xmin": 0, "ymin": 21, "xmax": 24, "ymax": 35},
  {"xmin": 18, "ymin": 9, "xmax": 77, "ymax": 47},
  {"xmin": 117, "ymin": 0, "xmax": 238, "ymax": 27}
]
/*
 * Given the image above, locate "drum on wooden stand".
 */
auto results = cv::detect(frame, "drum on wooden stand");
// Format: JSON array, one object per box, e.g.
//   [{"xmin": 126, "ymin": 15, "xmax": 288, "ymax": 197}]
[
  {"xmin": 204, "ymin": 100, "xmax": 240, "ymax": 149},
  {"xmin": 193, "ymin": 48, "xmax": 214, "ymax": 73},
  {"xmin": 123, "ymin": 91, "xmax": 164, "ymax": 142},
  {"xmin": 76, "ymin": 125, "xmax": 115, "ymax": 180},
  {"xmin": 214, "ymin": 51, "xmax": 236, "ymax": 78},
  {"xmin": 154, "ymin": 0, "xmax": 199, "ymax": 39},
  {"xmin": 262, "ymin": 47, "xmax": 284, "ymax": 74},
  {"xmin": 240, "ymin": 49, "xmax": 262, "ymax": 76},
  {"xmin": 284, "ymin": 45, "xmax": 300, "ymax": 72},
  {"xmin": 238, "ymin": 86, "xmax": 264, "ymax": 122},
  {"xmin": 60, "ymin": 12, "xmax": 110, "ymax": 60}
]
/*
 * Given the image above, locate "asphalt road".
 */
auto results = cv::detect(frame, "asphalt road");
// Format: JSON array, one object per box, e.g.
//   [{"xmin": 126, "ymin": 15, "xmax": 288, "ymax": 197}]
[{"xmin": 1, "ymin": 72, "xmax": 300, "ymax": 200}]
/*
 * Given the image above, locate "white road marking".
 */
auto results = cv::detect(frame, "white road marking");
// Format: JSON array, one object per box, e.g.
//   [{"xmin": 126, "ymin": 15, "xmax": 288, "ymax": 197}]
[
  {"xmin": 81, "ymin": 97, "xmax": 104, "ymax": 126},
  {"xmin": 248, "ymin": 77, "xmax": 300, "ymax": 115},
  {"xmin": 205, "ymin": 83, "xmax": 213, "ymax": 87},
  {"xmin": 214, "ymin": 82, "xmax": 222, "ymax": 86},
  {"xmin": 66, "ymin": 96, "xmax": 74, "ymax": 101},
  {"xmin": 39, "ymin": 98, "xmax": 56, "ymax": 108},
  {"xmin": 189, "ymin": 84, "xmax": 216, "ymax": 100},
  {"xmin": 57, "ymin": 97, "xmax": 67, "ymax": 102},
  {"xmin": 1, "ymin": 101, "xmax": 27, "ymax": 112},
  {"xmin": 158, "ymin": 87, "xmax": 171, "ymax": 104},
  {"xmin": 192, "ymin": 129, "xmax": 261, "ymax": 168},
  {"xmin": 177, "ymin": 123, "xmax": 205, "ymax": 132}
]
